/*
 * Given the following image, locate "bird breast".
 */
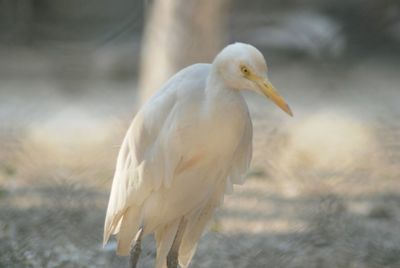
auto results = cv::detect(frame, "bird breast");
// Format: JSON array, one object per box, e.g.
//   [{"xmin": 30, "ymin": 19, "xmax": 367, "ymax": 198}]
[
  {"xmin": 182, "ymin": 93, "xmax": 247, "ymax": 159},
  {"xmin": 141, "ymin": 91, "xmax": 250, "ymax": 232}
]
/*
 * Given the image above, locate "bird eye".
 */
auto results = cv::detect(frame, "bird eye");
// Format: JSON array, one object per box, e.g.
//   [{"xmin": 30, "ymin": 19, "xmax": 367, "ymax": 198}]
[{"xmin": 241, "ymin": 66, "xmax": 250, "ymax": 75}]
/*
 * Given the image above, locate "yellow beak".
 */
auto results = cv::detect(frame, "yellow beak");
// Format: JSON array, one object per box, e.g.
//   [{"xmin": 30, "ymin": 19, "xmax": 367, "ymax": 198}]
[{"xmin": 251, "ymin": 75, "xmax": 293, "ymax": 116}]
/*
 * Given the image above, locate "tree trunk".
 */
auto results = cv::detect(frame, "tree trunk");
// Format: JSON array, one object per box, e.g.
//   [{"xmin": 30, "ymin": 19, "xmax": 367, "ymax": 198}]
[{"xmin": 138, "ymin": 0, "xmax": 230, "ymax": 103}]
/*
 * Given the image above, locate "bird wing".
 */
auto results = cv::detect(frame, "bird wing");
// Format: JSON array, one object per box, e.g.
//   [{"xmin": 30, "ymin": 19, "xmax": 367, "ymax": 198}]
[
  {"xmin": 103, "ymin": 64, "xmax": 210, "ymax": 247},
  {"xmin": 103, "ymin": 94, "xmax": 178, "ymax": 247}
]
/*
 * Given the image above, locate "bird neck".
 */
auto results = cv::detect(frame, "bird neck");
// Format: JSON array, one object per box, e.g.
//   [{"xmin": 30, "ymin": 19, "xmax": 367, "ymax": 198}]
[
  {"xmin": 204, "ymin": 69, "xmax": 244, "ymax": 112},
  {"xmin": 205, "ymin": 66, "xmax": 236, "ymax": 96}
]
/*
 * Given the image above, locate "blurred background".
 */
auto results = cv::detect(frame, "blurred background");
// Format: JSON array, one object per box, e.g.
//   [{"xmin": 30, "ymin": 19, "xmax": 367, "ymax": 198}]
[{"xmin": 1, "ymin": 0, "xmax": 400, "ymax": 267}]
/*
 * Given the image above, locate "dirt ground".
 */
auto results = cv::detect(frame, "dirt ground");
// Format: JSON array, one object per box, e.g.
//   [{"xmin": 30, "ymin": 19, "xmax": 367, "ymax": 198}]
[{"xmin": 1, "ymin": 56, "xmax": 400, "ymax": 268}]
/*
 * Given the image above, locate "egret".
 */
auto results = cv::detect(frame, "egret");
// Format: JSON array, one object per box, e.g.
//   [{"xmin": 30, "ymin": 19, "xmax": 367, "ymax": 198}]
[{"xmin": 103, "ymin": 42, "xmax": 292, "ymax": 268}]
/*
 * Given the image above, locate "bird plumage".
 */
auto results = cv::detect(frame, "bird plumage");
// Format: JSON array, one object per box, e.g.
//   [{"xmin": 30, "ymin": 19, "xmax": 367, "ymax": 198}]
[
  {"xmin": 104, "ymin": 43, "xmax": 291, "ymax": 268},
  {"xmin": 104, "ymin": 62, "xmax": 252, "ymax": 266}
]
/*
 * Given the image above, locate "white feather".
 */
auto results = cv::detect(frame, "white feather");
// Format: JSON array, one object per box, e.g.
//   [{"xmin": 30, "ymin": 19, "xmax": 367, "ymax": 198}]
[{"xmin": 103, "ymin": 43, "xmax": 285, "ymax": 267}]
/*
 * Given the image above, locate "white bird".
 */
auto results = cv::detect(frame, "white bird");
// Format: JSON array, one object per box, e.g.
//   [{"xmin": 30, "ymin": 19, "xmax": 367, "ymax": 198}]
[{"xmin": 103, "ymin": 42, "xmax": 292, "ymax": 268}]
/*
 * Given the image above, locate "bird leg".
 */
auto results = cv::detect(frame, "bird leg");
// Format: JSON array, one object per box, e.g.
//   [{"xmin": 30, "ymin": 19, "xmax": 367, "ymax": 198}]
[
  {"xmin": 167, "ymin": 218, "xmax": 187, "ymax": 268},
  {"xmin": 129, "ymin": 227, "xmax": 144, "ymax": 268}
]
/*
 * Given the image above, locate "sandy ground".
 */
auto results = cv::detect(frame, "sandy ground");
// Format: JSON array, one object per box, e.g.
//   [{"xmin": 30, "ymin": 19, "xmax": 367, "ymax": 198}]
[{"xmin": 1, "ymin": 56, "xmax": 400, "ymax": 267}]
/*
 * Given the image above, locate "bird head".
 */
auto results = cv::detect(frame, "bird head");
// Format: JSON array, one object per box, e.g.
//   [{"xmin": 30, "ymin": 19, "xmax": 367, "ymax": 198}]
[{"xmin": 213, "ymin": 42, "xmax": 293, "ymax": 116}]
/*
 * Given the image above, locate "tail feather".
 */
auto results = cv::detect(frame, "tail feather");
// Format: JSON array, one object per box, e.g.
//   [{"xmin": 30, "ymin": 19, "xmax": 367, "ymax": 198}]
[
  {"xmin": 179, "ymin": 181, "xmax": 225, "ymax": 267},
  {"xmin": 116, "ymin": 206, "xmax": 142, "ymax": 256},
  {"xmin": 103, "ymin": 210, "xmax": 124, "ymax": 246},
  {"xmin": 178, "ymin": 200, "xmax": 217, "ymax": 267},
  {"xmin": 154, "ymin": 219, "xmax": 180, "ymax": 268}
]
